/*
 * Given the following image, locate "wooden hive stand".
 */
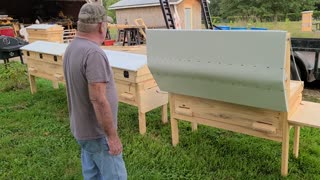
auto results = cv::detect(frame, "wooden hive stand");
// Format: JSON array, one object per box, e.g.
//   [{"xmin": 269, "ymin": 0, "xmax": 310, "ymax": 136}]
[
  {"xmin": 147, "ymin": 30, "xmax": 320, "ymax": 176},
  {"xmin": 22, "ymin": 42, "xmax": 168, "ymax": 134},
  {"xmin": 21, "ymin": 41, "xmax": 67, "ymax": 93},
  {"xmin": 104, "ymin": 47, "xmax": 168, "ymax": 134}
]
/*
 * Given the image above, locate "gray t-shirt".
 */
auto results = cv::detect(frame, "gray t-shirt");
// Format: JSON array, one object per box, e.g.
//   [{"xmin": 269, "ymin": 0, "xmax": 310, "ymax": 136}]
[{"xmin": 63, "ymin": 37, "xmax": 118, "ymax": 140}]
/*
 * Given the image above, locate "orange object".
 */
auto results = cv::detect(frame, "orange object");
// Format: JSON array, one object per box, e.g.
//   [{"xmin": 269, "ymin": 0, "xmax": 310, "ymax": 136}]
[
  {"xmin": 301, "ymin": 11, "xmax": 313, "ymax": 32},
  {"xmin": 0, "ymin": 27, "xmax": 15, "ymax": 37},
  {"xmin": 104, "ymin": 39, "xmax": 115, "ymax": 46}
]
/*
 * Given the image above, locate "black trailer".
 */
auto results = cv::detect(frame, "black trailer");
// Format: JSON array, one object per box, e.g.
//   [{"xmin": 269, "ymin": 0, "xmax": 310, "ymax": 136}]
[{"xmin": 291, "ymin": 38, "xmax": 320, "ymax": 82}]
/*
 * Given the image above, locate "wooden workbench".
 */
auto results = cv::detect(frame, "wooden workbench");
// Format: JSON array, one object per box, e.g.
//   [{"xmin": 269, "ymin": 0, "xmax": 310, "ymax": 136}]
[{"xmin": 21, "ymin": 42, "xmax": 167, "ymax": 134}]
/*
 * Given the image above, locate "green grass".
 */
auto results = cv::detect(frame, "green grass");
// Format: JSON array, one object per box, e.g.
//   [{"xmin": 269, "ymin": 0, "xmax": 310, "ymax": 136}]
[
  {"xmin": 220, "ymin": 21, "xmax": 320, "ymax": 38},
  {"xmin": 1, "ymin": 64, "xmax": 320, "ymax": 179}
]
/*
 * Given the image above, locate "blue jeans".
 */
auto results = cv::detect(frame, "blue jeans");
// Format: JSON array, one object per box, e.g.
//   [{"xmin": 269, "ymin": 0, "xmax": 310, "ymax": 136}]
[{"xmin": 77, "ymin": 137, "xmax": 127, "ymax": 180}]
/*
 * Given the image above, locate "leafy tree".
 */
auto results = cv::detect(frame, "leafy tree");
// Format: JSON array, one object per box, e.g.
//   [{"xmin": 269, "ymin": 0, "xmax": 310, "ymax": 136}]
[
  {"xmin": 220, "ymin": 0, "xmax": 264, "ymax": 20},
  {"xmin": 219, "ymin": 0, "xmax": 320, "ymax": 22},
  {"xmin": 104, "ymin": 0, "xmax": 119, "ymax": 21},
  {"xmin": 209, "ymin": 0, "xmax": 221, "ymax": 16}
]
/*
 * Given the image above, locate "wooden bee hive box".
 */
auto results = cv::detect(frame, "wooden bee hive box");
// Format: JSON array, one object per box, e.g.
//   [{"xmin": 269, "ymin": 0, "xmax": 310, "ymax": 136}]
[
  {"xmin": 26, "ymin": 24, "xmax": 64, "ymax": 43},
  {"xmin": 21, "ymin": 41, "xmax": 67, "ymax": 93},
  {"xmin": 21, "ymin": 42, "xmax": 168, "ymax": 134},
  {"xmin": 147, "ymin": 30, "xmax": 320, "ymax": 176},
  {"xmin": 104, "ymin": 49, "xmax": 168, "ymax": 134}
]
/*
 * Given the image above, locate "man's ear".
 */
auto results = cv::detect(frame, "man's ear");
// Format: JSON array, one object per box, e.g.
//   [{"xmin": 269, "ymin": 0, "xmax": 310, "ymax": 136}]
[{"xmin": 98, "ymin": 23, "xmax": 103, "ymax": 33}]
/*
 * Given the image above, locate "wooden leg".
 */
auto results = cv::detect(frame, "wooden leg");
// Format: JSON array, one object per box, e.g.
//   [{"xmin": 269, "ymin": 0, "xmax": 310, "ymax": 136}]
[
  {"xmin": 19, "ymin": 54, "xmax": 24, "ymax": 64},
  {"xmin": 161, "ymin": 104, "xmax": 168, "ymax": 124},
  {"xmin": 281, "ymin": 118, "xmax": 290, "ymax": 176},
  {"xmin": 191, "ymin": 122, "xmax": 198, "ymax": 131},
  {"xmin": 52, "ymin": 81, "xmax": 59, "ymax": 89},
  {"xmin": 138, "ymin": 111, "xmax": 146, "ymax": 135},
  {"xmin": 122, "ymin": 30, "xmax": 127, "ymax": 46},
  {"xmin": 171, "ymin": 117, "xmax": 179, "ymax": 146},
  {"xmin": 293, "ymin": 126, "xmax": 300, "ymax": 158},
  {"xmin": 29, "ymin": 75, "xmax": 37, "ymax": 94},
  {"xmin": 169, "ymin": 93, "xmax": 179, "ymax": 146},
  {"xmin": 4, "ymin": 59, "xmax": 8, "ymax": 69}
]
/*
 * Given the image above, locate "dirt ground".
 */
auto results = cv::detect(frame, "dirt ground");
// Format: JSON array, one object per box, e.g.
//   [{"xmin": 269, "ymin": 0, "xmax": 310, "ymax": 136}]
[
  {"xmin": 304, "ymin": 89, "xmax": 320, "ymax": 98},
  {"xmin": 304, "ymin": 81, "xmax": 320, "ymax": 99}
]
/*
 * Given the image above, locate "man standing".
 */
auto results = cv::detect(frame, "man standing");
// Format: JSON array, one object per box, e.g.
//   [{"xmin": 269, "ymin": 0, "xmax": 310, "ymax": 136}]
[{"xmin": 63, "ymin": 3, "xmax": 127, "ymax": 179}]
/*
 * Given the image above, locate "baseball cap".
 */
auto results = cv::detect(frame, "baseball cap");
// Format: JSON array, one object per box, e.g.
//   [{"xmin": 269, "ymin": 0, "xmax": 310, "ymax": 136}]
[{"xmin": 78, "ymin": 3, "xmax": 110, "ymax": 24}]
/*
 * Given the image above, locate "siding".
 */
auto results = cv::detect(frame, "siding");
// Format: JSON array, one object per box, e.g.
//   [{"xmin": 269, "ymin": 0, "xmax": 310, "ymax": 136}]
[
  {"xmin": 114, "ymin": 0, "xmax": 201, "ymax": 29},
  {"xmin": 116, "ymin": 6, "xmax": 167, "ymax": 28}
]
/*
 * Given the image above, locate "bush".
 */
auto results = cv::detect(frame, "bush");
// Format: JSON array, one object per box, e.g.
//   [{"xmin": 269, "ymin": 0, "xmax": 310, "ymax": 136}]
[{"xmin": 0, "ymin": 62, "xmax": 29, "ymax": 92}]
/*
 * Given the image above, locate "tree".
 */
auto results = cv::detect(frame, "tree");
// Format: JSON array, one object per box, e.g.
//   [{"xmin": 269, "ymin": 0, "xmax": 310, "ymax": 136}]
[
  {"xmin": 104, "ymin": 0, "xmax": 119, "ymax": 21},
  {"xmin": 209, "ymin": 0, "xmax": 221, "ymax": 16},
  {"xmin": 219, "ymin": 0, "xmax": 320, "ymax": 22},
  {"xmin": 220, "ymin": 0, "xmax": 264, "ymax": 20}
]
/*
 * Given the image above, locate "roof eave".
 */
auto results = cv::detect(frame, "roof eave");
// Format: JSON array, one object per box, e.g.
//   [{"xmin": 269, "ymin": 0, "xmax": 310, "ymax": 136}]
[{"xmin": 109, "ymin": 0, "xmax": 183, "ymax": 10}]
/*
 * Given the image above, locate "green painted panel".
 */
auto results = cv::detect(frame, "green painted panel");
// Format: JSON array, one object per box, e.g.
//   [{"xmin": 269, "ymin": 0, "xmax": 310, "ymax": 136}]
[{"xmin": 146, "ymin": 30, "xmax": 288, "ymax": 112}]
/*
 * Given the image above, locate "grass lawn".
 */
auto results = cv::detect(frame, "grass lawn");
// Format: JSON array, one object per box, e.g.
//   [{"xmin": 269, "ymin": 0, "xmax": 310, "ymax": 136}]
[
  {"xmin": 1, "ymin": 62, "xmax": 320, "ymax": 179},
  {"xmin": 219, "ymin": 21, "xmax": 320, "ymax": 38}
]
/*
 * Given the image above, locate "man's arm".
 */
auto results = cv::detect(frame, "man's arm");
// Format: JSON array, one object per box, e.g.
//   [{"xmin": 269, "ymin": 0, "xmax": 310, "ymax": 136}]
[{"xmin": 88, "ymin": 82, "xmax": 122, "ymax": 155}]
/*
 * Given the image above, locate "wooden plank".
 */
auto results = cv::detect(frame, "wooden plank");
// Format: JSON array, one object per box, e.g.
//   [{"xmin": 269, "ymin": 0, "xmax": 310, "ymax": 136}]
[
  {"xmin": 136, "ymin": 65, "xmax": 151, "ymax": 76},
  {"xmin": 285, "ymin": 34, "xmax": 291, "ymax": 105},
  {"xmin": 102, "ymin": 45, "xmax": 146, "ymax": 55},
  {"xmin": 113, "ymin": 69, "xmax": 137, "ymax": 83},
  {"xmin": 174, "ymin": 94, "xmax": 282, "ymax": 129},
  {"xmin": 52, "ymin": 81, "xmax": 59, "ymax": 89},
  {"xmin": 107, "ymin": 24, "xmax": 144, "ymax": 29},
  {"xmin": 281, "ymin": 112, "xmax": 289, "ymax": 177},
  {"xmin": 288, "ymin": 101, "xmax": 320, "ymax": 128},
  {"xmin": 252, "ymin": 122, "xmax": 277, "ymax": 134},
  {"xmin": 28, "ymin": 72, "xmax": 65, "ymax": 84},
  {"xmin": 134, "ymin": 18, "xmax": 147, "ymax": 39},
  {"xmin": 173, "ymin": 111, "xmax": 283, "ymax": 142},
  {"xmin": 288, "ymin": 81, "xmax": 303, "ymax": 117},
  {"xmin": 24, "ymin": 53, "xmax": 63, "ymax": 66},
  {"xmin": 27, "ymin": 59, "xmax": 64, "ymax": 77},
  {"xmin": 28, "ymin": 74, "xmax": 37, "ymax": 94},
  {"xmin": 289, "ymin": 94, "xmax": 302, "ymax": 118},
  {"xmin": 293, "ymin": 126, "xmax": 300, "ymax": 158},
  {"xmin": 170, "ymin": 94, "xmax": 180, "ymax": 146},
  {"xmin": 137, "ymin": 84, "xmax": 146, "ymax": 135},
  {"xmin": 191, "ymin": 122, "xmax": 198, "ymax": 131},
  {"xmin": 138, "ymin": 112, "xmax": 146, "ymax": 135},
  {"xmin": 162, "ymin": 104, "xmax": 168, "ymax": 124},
  {"xmin": 139, "ymin": 86, "xmax": 168, "ymax": 113}
]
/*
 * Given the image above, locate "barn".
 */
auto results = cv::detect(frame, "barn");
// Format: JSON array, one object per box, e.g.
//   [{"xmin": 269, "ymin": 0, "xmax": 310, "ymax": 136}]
[
  {"xmin": 109, "ymin": 0, "xmax": 202, "ymax": 29},
  {"xmin": 1, "ymin": 0, "xmax": 91, "ymax": 24}
]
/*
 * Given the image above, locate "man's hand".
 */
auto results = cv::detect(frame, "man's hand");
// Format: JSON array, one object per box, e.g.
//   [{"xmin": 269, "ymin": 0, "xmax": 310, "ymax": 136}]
[{"xmin": 108, "ymin": 135, "xmax": 123, "ymax": 155}]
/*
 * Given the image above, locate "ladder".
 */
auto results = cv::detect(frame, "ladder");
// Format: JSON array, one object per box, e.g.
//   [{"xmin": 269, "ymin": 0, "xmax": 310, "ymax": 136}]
[
  {"xmin": 201, "ymin": 0, "xmax": 220, "ymax": 30},
  {"xmin": 159, "ymin": 0, "xmax": 176, "ymax": 29}
]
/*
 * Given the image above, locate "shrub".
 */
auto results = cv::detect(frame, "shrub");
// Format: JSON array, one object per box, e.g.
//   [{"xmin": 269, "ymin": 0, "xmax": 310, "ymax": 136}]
[{"xmin": 0, "ymin": 62, "xmax": 29, "ymax": 92}]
